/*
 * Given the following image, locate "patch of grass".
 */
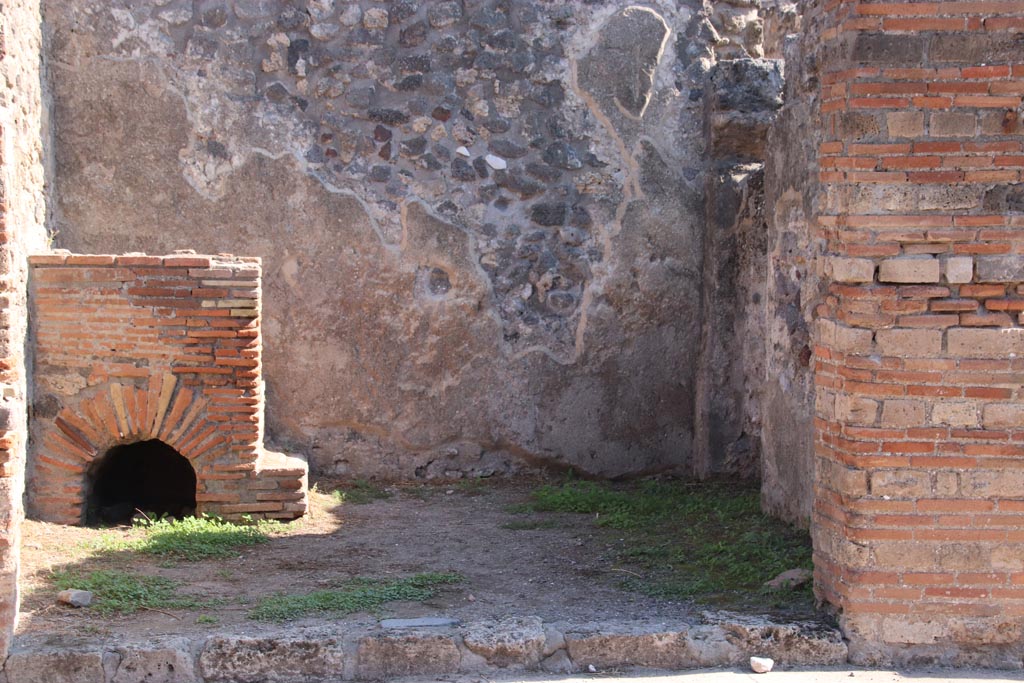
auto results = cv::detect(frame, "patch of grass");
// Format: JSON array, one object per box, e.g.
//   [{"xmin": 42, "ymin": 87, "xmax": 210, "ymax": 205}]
[
  {"xmin": 93, "ymin": 515, "xmax": 278, "ymax": 561},
  {"xmin": 331, "ymin": 479, "xmax": 391, "ymax": 505},
  {"xmin": 522, "ymin": 479, "xmax": 813, "ymax": 611},
  {"xmin": 249, "ymin": 572, "xmax": 462, "ymax": 622},
  {"xmin": 196, "ymin": 614, "xmax": 218, "ymax": 625},
  {"xmin": 454, "ymin": 478, "xmax": 490, "ymax": 495},
  {"xmin": 50, "ymin": 569, "xmax": 208, "ymax": 615},
  {"xmin": 501, "ymin": 519, "xmax": 560, "ymax": 530}
]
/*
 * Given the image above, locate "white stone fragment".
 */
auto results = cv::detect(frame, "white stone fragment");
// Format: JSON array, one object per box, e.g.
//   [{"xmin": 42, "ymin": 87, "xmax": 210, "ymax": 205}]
[
  {"xmin": 485, "ymin": 154, "xmax": 507, "ymax": 170},
  {"xmin": 750, "ymin": 656, "xmax": 774, "ymax": 673},
  {"xmin": 57, "ymin": 589, "xmax": 93, "ymax": 608},
  {"xmin": 456, "ymin": 146, "xmax": 471, "ymax": 157}
]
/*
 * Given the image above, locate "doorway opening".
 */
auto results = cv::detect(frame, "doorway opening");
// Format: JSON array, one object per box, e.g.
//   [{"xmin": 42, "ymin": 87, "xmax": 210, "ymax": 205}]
[{"xmin": 85, "ymin": 439, "xmax": 197, "ymax": 526}]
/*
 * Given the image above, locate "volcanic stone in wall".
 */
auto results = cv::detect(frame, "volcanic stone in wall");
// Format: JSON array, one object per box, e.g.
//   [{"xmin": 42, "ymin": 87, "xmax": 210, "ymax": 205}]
[{"xmin": 42, "ymin": 0, "xmax": 745, "ymax": 479}]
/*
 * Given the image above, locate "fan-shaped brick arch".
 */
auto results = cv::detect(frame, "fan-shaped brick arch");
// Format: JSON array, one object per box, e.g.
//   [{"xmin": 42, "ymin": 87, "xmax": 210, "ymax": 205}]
[
  {"xmin": 34, "ymin": 374, "xmax": 230, "ymax": 523},
  {"xmin": 27, "ymin": 252, "xmax": 307, "ymax": 525}
]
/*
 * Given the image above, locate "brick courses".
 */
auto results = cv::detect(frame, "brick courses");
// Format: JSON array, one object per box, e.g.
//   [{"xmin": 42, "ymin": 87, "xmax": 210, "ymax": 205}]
[
  {"xmin": 27, "ymin": 253, "xmax": 307, "ymax": 525},
  {"xmin": 811, "ymin": 0, "xmax": 1024, "ymax": 665}
]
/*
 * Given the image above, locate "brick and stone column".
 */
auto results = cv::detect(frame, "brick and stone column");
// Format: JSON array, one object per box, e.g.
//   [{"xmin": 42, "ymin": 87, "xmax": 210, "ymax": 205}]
[{"xmin": 809, "ymin": 0, "xmax": 1024, "ymax": 666}]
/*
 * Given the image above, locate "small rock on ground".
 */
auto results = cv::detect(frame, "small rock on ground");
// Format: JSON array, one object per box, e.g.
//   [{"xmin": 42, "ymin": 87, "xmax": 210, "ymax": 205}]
[
  {"xmin": 57, "ymin": 589, "xmax": 92, "ymax": 608},
  {"xmin": 751, "ymin": 656, "xmax": 774, "ymax": 673}
]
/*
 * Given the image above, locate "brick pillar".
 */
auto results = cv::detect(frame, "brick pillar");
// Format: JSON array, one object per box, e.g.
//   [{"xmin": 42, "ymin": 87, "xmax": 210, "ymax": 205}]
[{"xmin": 810, "ymin": 0, "xmax": 1024, "ymax": 667}]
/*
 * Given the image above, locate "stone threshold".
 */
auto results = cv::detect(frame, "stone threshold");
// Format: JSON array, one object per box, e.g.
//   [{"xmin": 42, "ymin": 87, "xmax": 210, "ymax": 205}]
[{"xmin": 4, "ymin": 612, "xmax": 847, "ymax": 682}]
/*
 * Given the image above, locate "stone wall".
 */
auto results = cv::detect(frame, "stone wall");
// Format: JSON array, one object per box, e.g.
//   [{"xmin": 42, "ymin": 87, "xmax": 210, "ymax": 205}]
[
  {"xmin": 0, "ymin": 0, "xmax": 48, "ymax": 658},
  {"xmin": 41, "ymin": 0, "xmax": 772, "ymax": 480},
  {"xmin": 759, "ymin": 5, "xmax": 822, "ymax": 527},
  {"xmin": 27, "ymin": 252, "xmax": 307, "ymax": 525},
  {"xmin": 807, "ymin": 0, "xmax": 1024, "ymax": 667}
]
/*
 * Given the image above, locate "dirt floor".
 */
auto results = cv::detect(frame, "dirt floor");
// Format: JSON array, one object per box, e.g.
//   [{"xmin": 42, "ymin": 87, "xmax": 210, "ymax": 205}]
[{"xmin": 17, "ymin": 478, "xmax": 711, "ymax": 645}]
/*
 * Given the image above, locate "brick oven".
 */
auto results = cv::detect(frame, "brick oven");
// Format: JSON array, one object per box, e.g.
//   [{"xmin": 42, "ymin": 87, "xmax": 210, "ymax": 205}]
[{"xmin": 25, "ymin": 252, "xmax": 307, "ymax": 525}]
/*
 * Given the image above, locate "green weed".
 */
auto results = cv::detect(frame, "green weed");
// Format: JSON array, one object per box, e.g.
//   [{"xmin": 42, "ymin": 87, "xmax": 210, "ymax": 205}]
[
  {"xmin": 50, "ymin": 569, "xmax": 209, "ymax": 615},
  {"xmin": 331, "ymin": 480, "xmax": 391, "ymax": 505},
  {"xmin": 521, "ymin": 479, "xmax": 813, "ymax": 611},
  {"xmin": 93, "ymin": 515, "xmax": 278, "ymax": 561},
  {"xmin": 249, "ymin": 572, "xmax": 462, "ymax": 622}
]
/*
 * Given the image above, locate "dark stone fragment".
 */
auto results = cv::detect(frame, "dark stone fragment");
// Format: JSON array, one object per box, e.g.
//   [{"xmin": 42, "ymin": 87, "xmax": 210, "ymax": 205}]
[
  {"xmin": 484, "ymin": 29, "xmax": 517, "ymax": 51},
  {"xmin": 709, "ymin": 59, "xmax": 784, "ymax": 113},
  {"xmin": 460, "ymin": 108, "xmax": 475, "ymax": 121},
  {"xmin": 985, "ymin": 184, "xmax": 1024, "ymax": 213},
  {"xmin": 379, "ymin": 141, "xmax": 392, "ymax": 160},
  {"xmin": 278, "ymin": 7, "xmax": 309, "ymax": 30},
  {"xmin": 369, "ymin": 108, "xmax": 410, "ymax": 125},
  {"xmin": 494, "ymin": 197, "xmax": 511, "ymax": 210},
  {"xmin": 305, "ymin": 146, "xmax": 325, "ymax": 163},
  {"xmin": 407, "ymin": 97, "xmax": 429, "ymax": 115},
  {"xmin": 851, "ymin": 32, "xmax": 926, "ymax": 65},
  {"xmin": 264, "ymin": 83, "xmax": 290, "ymax": 104},
  {"xmin": 187, "ymin": 36, "xmax": 219, "ymax": 60},
  {"xmin": 206, "ymin": 140, "xmax": 229, "ymax": 160},
  {"xmin": 495, "ymin": 172, "xmax": 543, "ymax": 199},
  {"xmin": 324, "ymin": 148, "xmax": 338, "ymax": 158},
  {"xmin": 546, "ymin": 116, "xmax": 570, "ymax": 139},
  {"xmin": 436, "ymin": 200, "xmax": 459, "ymax": 216},
  {"xmin": 559, "ymin": 226, "xmax": 585, "ymax": 246},
  {"xmin": 569, "ymin": 205, "xmax": 592, "ymax": 228},
  {"xmin": 400, "ymin": 21, "xmax": 428, "ymax": 48},
  {"xmin": 293, "ymin": 96, "xmax": 309, "ymax": 111},
  {"xmin": 32, "ymin": 394, "xmax": 60, "ymax": 419},
  {"xmin": 483, "ymin": 117, "xmax": 511, "ymax": 134},
  {"xmin": 432, "ymin": 106, "xmax": 452, "ymax": 122},
  {"xmin": 470, "ymin": 9, "xmax": 507, "ymax": 31},
  {"xmin": 398, "ymin": 55, "xmax": 432, "ymax": 73},
  {"xmin": 351, "ymin": 27, "xmax": 385, "ymax": 46},
  {"xmin": 390, "ymin": 0, "xmax": 419, "ymax": 23},
  {"xmin": 396, "ymin": 74, "xmax": 424, "ymax": 91},
  {"xmin": 529, "ymin": 82, "xmax": 565, "ymax": 108},
  {"xmin": 428, "ymin": 267, "xmax": 451, "ymax": 295},
  {"xmin": 689, "ymin": 88, "xmax": 703, "ymax": 101},
  {"xmin": 435, "ymin": 35, "xmax": 459, "ymax": 53},
  {"xmin": 473, "ymin": 157, "xmax": 490, "ymax": 179},
  {"xmin": 547, "ymin": 291, "xmax": 577, "ymax": 314},
  {"xmin": 346, "ymin": 86, "xmax": 375, "ymax": 108},
  {"xmin": 523, "ymin": 230, "xmax": 547, "ymax": 243},
  {"xmin": 423, "ymin": 73, "xmax": 455, "ymax": 95},
  {"xmin": 428, "ymin": 1, "xmax": 462, "ymax": 27},
  {"xmin": 374, "ymin": 125, "xmax": 393, "ymax": 142},
  {"xmin": 452, "ymin": 157, "xmax": 477, "ymax": 180},
  {"xmin": 419, "ymin": 153, "xmax": 443, "ymax": 170},
  {"xmin": 537, "ymin": 251, "xmax": 558, "ymax": 271},
  {"xmin": 549, "ymin": 6, "xmax": 574, "ymax": 27},
  {"xmin": 526, "ymin": 162, "xmax": 561, "ymax": 183},
  {"xmin": 530, "ymin": 203, "xmax": 568, "ymax": 226},
  {"xmin": 202, "ymin": 7, "xmax": 228, "ymax": 28},
  {"xmin": 369, "ymin": 165, "xmax": 392, "ymax": 182},
  {"xmin": 488, "ymin": 139, "xmax": 529, "ymax": 159},
  {"xmin": 473, "ymin": 51, "xmax": 503, "ymax": 70},
  {"xmin": 287, "ymin": 39, "xmax": 310, "ymax": 72},
  {"xmin": 583, "ymin": 153, "xmax": 606, "ymax": 168},
  {"xmin": 543, "ymin": 142, "xmax": 582, "ymax": 170},
  {"xmin": 478, "ymin": 184, "xmax": 500, "ymax": 202},
  {"xmin": 400, "ymin": 137, "xmax": 428, "ymax": 157},
  {"xmin": 432, "ymin": 144, "xmax": 451, "ymax": 160}
]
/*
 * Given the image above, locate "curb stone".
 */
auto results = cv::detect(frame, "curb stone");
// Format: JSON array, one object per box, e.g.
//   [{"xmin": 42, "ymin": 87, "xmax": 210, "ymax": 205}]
[{"xmin": 4, "ymin": 614, "xmax": 847, "ymax": 682}]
